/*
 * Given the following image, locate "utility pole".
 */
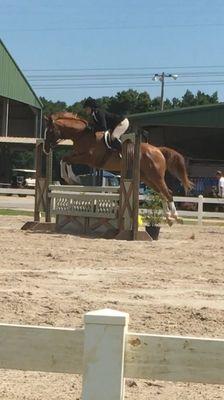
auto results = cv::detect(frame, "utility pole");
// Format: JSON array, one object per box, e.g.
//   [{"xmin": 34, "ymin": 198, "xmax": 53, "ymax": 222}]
[{"xmin": 152, "ymin": 73, "xmax": 178, "ymax": 111}]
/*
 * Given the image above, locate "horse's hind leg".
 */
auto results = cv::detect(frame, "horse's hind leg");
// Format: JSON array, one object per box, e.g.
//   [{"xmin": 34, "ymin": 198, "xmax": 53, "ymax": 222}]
[
  {"xmin": 141, "ymin": 151, "xmax": 183, "ymax": 225},
  {"xmin": 167, "ymin": 200, "xmax": 183, "ymax": 224},
  {"xmin": 142, "ymin": 175, "xmax": 175, "ymax": 226},
  {"xmin": 156, "ymin": 180, "xmax": 178, "ymax": 226},
  {"xmin": 158, "ymin": 184, "xmax": 183, "ymax": 224}
]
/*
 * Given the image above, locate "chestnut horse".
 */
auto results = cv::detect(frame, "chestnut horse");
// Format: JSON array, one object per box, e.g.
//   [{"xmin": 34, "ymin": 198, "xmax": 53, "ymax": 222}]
[{"xmin": 44, "ymin": 112, "xmax": 193, "ymax": 224}]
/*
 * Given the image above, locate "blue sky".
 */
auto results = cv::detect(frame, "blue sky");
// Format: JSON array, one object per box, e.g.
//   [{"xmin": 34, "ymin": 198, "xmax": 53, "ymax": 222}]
[{"xmin": 1, "ymin": 0, "xmax": 224, "ymax": 105}]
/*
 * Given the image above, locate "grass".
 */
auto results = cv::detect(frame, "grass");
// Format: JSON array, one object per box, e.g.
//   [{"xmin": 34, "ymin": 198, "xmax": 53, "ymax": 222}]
[
  {"xmin": 139, "ymin": 213, "xmax": 224, "ymax": 227},
  {"xmin": 0, "ymin": 209, "xmax": 33, "ymax": 216},
  {"xmin": 182, "ymin": 218, "xmax": 224, "ymax": 226}
]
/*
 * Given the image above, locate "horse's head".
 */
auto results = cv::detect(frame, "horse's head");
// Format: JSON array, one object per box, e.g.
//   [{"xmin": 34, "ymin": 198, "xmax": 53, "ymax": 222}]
[
  {"xmin": 43, "ymin": 112, "xmax": 88, "ymax": 154},
  {"xmin": 43, "ymin": 115, "xmax": 61, "ymax": 154}
]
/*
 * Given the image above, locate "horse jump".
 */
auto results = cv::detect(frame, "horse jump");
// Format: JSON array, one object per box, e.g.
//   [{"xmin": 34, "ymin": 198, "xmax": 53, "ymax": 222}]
[
  {"xmin": 24, "ymin": 133, "xmax": 152, "ymax": 240},
  {"xmin": 43, "ymin": 112, "xmax": 193, "ymax": 224}
]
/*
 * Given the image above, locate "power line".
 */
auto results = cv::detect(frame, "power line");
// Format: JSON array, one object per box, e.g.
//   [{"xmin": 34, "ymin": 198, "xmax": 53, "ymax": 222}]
[
  {"xmin": 22, "ymin": 64, "xmax": 224, "ymax": 93},
  {"xmin": 32, "ymin": 81, "xmax": 224, "ymax": 90},
  {"xmin": 23, "ymin": 65, "xmax": 224, "ymax": 72},
  {"xmin": 2, "ymin": 22, "xmax": 224, "ymax": 33},
  {"xmin": 27, "ymin": 71, "xmax": 224, "ymax": 77},
  {"xmin": 27, "ymin": 72, "xmax": 224, "ymax": 82}
]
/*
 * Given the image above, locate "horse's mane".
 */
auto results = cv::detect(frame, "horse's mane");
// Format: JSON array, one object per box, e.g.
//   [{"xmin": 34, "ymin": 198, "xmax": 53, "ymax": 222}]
[{"xmin": 50, "ymin": 111, "xmax": 88, "ymax": 126}]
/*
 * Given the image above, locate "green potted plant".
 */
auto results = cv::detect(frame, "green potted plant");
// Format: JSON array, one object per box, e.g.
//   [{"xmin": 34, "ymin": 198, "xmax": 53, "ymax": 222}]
[{"xmin": 142, "ymin": 190, "xmax": 163, "ymax": 240}]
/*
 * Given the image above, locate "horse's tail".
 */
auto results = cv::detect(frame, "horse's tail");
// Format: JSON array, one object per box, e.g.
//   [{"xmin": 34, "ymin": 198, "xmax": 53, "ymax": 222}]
[{"xmin": 159, "ymin": 147, "xmax": 194, "ymax": 194}]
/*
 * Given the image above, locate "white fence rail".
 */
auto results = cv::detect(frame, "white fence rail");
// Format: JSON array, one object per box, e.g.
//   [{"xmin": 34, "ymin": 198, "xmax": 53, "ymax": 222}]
[
  {"xmin": 0, "ymin": 188, "xmax": 35, "ymax": 196},
  {"xmin": 0, "ymin": 309, "xmax": 224, "ymax": 400},
  {"xmin": 173, "ymin": 195, "xmax": 224, "ymax": 224},
  {"xmin": 1, "ymin": 184, "xmax": 224, "ymax": 225},
  {"xmin": 140, "ymin": 194, "xmax": 224, "ymax": 224}
]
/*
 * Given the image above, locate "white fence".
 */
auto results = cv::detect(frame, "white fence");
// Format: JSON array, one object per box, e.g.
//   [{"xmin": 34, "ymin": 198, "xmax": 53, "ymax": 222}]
[
  {"xmin": 173, "ymin": 195, "xmax": 224, "ymax": 224},
  {"xmin": 0, "ymin": 188, "xmax": 35, "ymax": 196},
  {"xmin": 0, "ymin": 309, "xmax": 224, "ymax": 400},
  {"xmin": 0, "ymin": 185, "xmax": 224, "ymax": 226},
  {"xmin": 140, "ymin": 194, "xmax": 224, "ymax": 225}
]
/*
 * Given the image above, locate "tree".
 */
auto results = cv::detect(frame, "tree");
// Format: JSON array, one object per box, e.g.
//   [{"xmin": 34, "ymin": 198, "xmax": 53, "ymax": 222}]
[
  {"xmin": 180, "ymin": 90, "xmax": 219, "ymax": 108},
  {"xmin": 150, "ymin": 96, "xmax": 161, "ymax": 111},
  {"xmin": 181, "ymin": 90, "xmax": 197, "ymax": 108},
  {"xmin": 134, "ymin": 92, "xmax": 152, "ymax": 113},
  {"xmin": 195, "ymin": 90, "xmax": 218, "ymax": 106},
  {"xmin": 67, "ymin": 100, "xmax": 86, "ymax": 117},
  {"xmin": 40, "ymin": 97, "xmax": 67, "ymax": 115},
  {"xmin": 171, "ymin": 97, "xmax": 181, "ymax": 108},
  {"xmin": 38, "ymin": 88, "xmax": 220, "ymax": 117}
]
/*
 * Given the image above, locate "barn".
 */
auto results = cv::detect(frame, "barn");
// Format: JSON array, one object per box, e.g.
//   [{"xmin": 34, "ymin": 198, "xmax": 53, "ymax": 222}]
[
  {"xmin": 0, "ymin": 39, "xmax": 42, "ymax": 183},
  {"xmin": 129, "ymin": 104, "xmax": 224, "ymax": 195}
]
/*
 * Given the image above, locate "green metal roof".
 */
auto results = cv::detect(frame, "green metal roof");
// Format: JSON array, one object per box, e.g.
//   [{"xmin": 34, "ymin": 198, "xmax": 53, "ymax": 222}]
[
  {"xmin": 0, "ymin": 39, "xmax": 42, "ymax": 109},
  {"xmin": 129, "ymin": 103, "xmax": 224, "ymax": 129}
]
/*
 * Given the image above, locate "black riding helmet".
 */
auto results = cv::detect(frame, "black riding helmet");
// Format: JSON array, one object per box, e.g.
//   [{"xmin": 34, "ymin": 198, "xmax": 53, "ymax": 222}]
[{"xmin": 83, "ymin": 97, "xmax": 98, "ymax": 109}]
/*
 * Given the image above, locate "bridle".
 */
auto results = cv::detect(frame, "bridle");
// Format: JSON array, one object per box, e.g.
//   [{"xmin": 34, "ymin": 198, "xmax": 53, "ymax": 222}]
[{"xmin": 43, "ymin": 122, "xmax": 63, "ymax": 155}]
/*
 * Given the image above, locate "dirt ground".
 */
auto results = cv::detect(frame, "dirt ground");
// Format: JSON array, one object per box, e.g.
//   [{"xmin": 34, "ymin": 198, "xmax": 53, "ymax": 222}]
[{"xmin": 0, "ymin": 215, "xmax": 224, "ymax": 399}]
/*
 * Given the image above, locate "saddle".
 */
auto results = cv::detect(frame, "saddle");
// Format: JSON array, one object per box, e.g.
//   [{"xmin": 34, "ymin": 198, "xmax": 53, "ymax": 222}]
[{"xmin": 104, "ymin": 131, "xmax": 122, "ymax": 152}]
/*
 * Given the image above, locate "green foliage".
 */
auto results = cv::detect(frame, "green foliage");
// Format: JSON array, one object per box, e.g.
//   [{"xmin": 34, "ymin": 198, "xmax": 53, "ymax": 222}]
[
  {"xmin": 107, "ymin": 89, "xmax": 150, "ymax": 115},
  {"xmin": 180, "ymin": 90, "xmax": 219, "ymax": 108},
  {"xmin": 40, "ymin": 97, "xmax": 67, "ymax": 115},
  {"xmin": 143, "ymin": 190, "xmax": 163, "ymax": 226},
  {"xmin": 11, "ymin": 151, "xmax": 34, "ymax": 169},
  {"xmin": 171, "ymin": 97, "xmax": 181, "ymax": 108},
  {"xmin": 39, "ymin": 88, "xmax": 219, "ymax": 117},
  {"xmin": 181, "ymin": 90, "xmax": 197, "ymax": 108},
  {"xmin": 67, "ymin": 99, "xmax": 87, "ymax": 117}
]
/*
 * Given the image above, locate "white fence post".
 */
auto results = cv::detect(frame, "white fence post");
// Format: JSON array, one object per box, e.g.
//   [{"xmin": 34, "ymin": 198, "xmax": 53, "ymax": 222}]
[
  {"xmin": 198, "ymin": 195, "xmax": 203, "ymax": 225},
  {"xmin": 82, "ymin": 308, "xmax": 129, "ymax": 400}
]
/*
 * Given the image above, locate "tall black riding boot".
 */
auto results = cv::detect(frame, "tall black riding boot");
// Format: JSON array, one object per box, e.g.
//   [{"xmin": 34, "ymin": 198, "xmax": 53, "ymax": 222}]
[{"xmin": 111, "ymin": 138, "xmax": 122, "ymax": 152}]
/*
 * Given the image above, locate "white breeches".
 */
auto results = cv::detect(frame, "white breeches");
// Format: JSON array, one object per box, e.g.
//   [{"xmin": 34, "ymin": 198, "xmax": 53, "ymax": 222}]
[{"xmin": 111, "ymin": 118, "xmax": 129, "ymax": 140}]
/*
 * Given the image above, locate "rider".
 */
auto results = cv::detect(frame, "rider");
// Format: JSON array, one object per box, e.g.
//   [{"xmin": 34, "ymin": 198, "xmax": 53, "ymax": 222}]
[
  {"xmin": 83, "ymin": 97, "xmax": 129, "ymax": 151},
  {"xmin": 216, "ymin": 170, "xmax": 224, "ymax": 198}
]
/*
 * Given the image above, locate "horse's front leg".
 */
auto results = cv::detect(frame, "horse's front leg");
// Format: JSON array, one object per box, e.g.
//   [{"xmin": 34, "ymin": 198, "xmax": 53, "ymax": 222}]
[{"xmin": 60, "ymin": 152, "xmax": 90, "ymax": 184}]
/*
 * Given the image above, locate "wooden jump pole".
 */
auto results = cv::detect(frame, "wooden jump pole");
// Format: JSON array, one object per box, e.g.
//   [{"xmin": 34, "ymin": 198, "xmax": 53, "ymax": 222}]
[
  {"xmin": 34, "ymin": 139, "xmax": 52, "ymax": 223},
  {"xmin": 116, "ymin": 128, "xmax": 152, "ymax": 241}
]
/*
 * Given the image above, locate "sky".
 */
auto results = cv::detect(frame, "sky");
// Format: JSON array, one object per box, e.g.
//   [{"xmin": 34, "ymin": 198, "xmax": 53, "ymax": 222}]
[{"xmin": 1, "ymin": 0, "xmax": 224, "ymax": 105}]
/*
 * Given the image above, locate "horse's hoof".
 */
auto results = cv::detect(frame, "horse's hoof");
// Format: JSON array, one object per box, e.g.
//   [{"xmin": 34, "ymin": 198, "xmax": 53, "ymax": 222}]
[
  {"xmin": 166, "ymin": 217, "xmax": 174, "ymax": 227},
  {"xmin": 172, "ymin": 214, "xmax": 183, "ymax": 224}
]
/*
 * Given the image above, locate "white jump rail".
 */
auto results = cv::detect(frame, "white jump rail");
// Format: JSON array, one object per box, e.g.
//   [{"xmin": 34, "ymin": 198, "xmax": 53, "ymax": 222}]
[
  {"xmin": 49, "ymin": 184, "xmax": 120, "ymax": 193},
  {"xmin": 0, "ymin": 309, "xmax": 224, "ymax": 400},
  {"xmin": 48, "ymin": 185, "xmax": 121, "ymax": 235},
  {"xmin": 49, "ymin": 185, "xmax": 120, "ymax": 220}
]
